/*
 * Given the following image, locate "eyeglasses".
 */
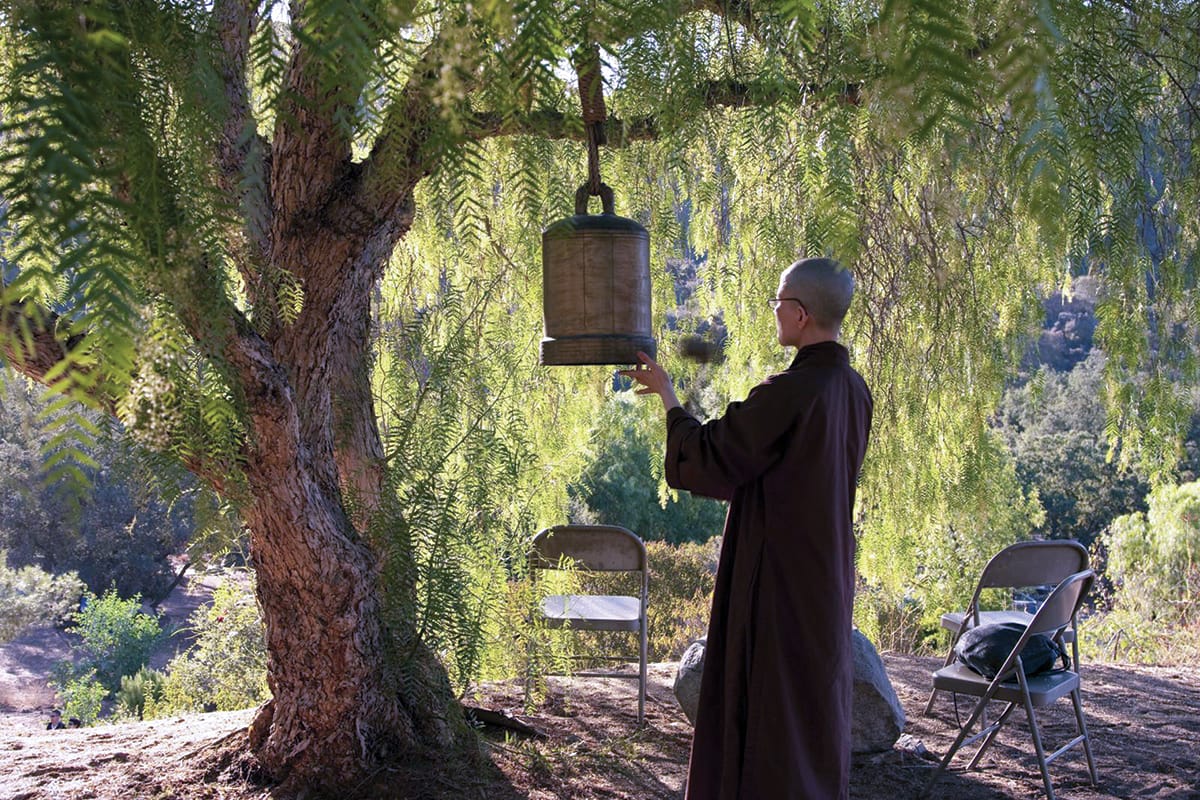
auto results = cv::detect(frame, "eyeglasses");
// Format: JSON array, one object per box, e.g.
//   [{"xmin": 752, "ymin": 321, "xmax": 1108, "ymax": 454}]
[{"xmin": 767, "ymin": 297, "xmax": 807, "ymax": 314}]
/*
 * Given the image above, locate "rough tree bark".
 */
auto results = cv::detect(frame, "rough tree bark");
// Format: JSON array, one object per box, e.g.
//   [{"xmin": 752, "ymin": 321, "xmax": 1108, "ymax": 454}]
[
  {"xmin": 229, "ymin": 213, "xmax": 475, "ymax": 791},
  {"xmin": 200, "ymin": 4, "xmax": 478, "ymax": 788}
]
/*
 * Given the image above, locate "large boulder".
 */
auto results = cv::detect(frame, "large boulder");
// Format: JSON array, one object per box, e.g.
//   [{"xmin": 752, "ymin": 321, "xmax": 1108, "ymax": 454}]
[
  {"xmin": 671, "ymin": 631, "xmax": 906, "ymax": 753},
  {"xmin": 851, "ymin": 629, "xmax": 906, "ymax": 753},
  {"xmin": 672, "ymin": 637, "xmax": 706, "ymax": 726}
]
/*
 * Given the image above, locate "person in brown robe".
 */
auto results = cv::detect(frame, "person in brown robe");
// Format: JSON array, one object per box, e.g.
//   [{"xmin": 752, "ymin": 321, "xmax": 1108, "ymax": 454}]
[{"xmin": 621, "ymin": 257, "xmax": 873, "ymax": 799}]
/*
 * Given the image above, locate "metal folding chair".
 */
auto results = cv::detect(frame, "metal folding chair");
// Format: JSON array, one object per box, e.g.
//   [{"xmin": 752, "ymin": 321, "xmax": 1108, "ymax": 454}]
[
  {"xmin": 527, "ymin": 524, "xmax": 648, "ymax": 725},
  {"xmin": 922, "ymin": 569, "xmax": 1099, "ymax": 800}
]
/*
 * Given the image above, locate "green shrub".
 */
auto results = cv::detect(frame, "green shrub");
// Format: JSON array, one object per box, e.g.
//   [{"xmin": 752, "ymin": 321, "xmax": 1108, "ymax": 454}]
[
  {"xmin": 117, "ymin": 667, "xmax": 166, "ymax": 720},
  {"xmin": 1104, "ymin": 481, "xmax": 1200, "ymax": 613},
  {"xmin": 70, "ymin": 590, "xmax": 164, "ymax": 691},
  {"xmin": 55, "ymin": 670, "xmax": 107, "ymax": 726},
  {"xmin": 1087, "ymin": 480, "xmax": 1200, "ymax": 664},
  {"xmin": 0, "ymin": 551, "xmax": 84, "ymax": 643},
  {"xmin": 160, "ymin": 579, "xmax": 269, "ymax": 712},
  {"xmin": 853, "ymin": 583, "xmax": 930, "ymax": 655},
  {"xmin": 570, "ymin": 395, "xmax": 728, "ymax": 545},
  {"xmin": 644, "ymin": 538, "xmax": 717, "ymax": 661}
]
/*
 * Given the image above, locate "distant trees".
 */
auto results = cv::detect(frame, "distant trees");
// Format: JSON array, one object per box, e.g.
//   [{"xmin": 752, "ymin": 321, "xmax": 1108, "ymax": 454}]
[
  {"xmin": 50, "ymin": 589, "xmax": 164, "ymax": 724},
  {"xmin": 0, "ymin": 375, "xmax": 216, "ymax": 599},
  {"xmin": 1092, "ymin": 479, "xmax": 1200, "ymax": 663},
  {"xmin": 997, "ymin": 352, "xmax": 1151, "ymax": 548},
  {"xmin": 64, "ymin": 590, "xmax": 164, "ymax": 691},
  {"xmin": 570, "ymin": 395, "xmax": 727, "ymax": 545}
]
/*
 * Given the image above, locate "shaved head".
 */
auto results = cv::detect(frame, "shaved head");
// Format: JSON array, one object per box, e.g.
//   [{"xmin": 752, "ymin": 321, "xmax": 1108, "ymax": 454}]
[{"xmin": 780, "ymin": 257, "xmax": 854, "ymax": 331}]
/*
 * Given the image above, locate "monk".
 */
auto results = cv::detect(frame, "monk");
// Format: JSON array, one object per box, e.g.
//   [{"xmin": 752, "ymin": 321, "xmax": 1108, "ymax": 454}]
[{"xmin": 621, "ymin": 257, "xmax": 873, "ymax": 799}]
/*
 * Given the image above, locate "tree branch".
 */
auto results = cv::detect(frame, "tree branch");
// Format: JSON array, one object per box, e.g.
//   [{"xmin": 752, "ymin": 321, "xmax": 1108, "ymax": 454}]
[
  {"xmin": 0, "ymin": 302, "xmax": 90, "ymax": 396},
  {"xmin": 212, "ymin": 0, "xmax": 273, "ymax": 261},
  {"xmin": 466, "ymin": 79, "xmax": 860, "ymax": 144},
  {"xmin": 694, "ymin": 0, "xmax": 808, "ymax": 78},
  {"xmin": 0, "ymin": 297, "xmax": 246, "ymax": 495},
  {"xmin": 466, "ymin": 109, "xmax": 659, "ymax": 143},
  {"xmin": 269, "ymin": 54, "xmax": 350, "ymax": 228},
  {"xmin": 359, "ymin": 1, "xmax": 859, "ymax": 205},
  {"xmin": 1143, "ymin": 49, "xmax": 1200, "ymax": 123},
  {"xmin": 356, "ymin": 36, "xmax": 449, "ymax": 218},
  {"xmin": 269, "ymin": 3, "xmax": 394, "ymax": 229}
]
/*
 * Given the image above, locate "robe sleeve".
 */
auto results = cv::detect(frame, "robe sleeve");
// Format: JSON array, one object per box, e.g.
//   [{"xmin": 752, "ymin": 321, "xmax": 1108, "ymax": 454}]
[{"xmin": 665, "ymin": 373, "xmax": 811, "ymax": 501}]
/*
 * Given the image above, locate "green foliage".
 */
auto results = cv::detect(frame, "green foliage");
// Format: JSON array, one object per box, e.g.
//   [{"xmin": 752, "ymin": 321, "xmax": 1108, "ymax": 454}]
[
  {"xmin": 0, "ymin": 549, "xmax": 83, "ymax": 643},
  {"xmin": 518, "ymin": 563, "xmax": 587, "ymax": 708},
  {"xmin": 69, "ymin": 589, "xmax": 163, "ymax": 692},
  {"xmin": 0, "ymin": 374, "xmax": 218, "ymax": 599},
  {"xmin": 116, "ymin": 666, "xmax": 165, "ymax": 720},
  {"xmin": 54, "ymin": 669, "xmax": 107, "ymax": 727},
  {"xmin": 1086, "ymin": 479, "xmax": 1200, "ymax": 664},
  {"xmin": 376, "ymin": 0, "xmax": 1199, "ymax": 668},
  {"xmin": 0, "ymin": 0, "xmax": 247, "ymax": 489},
  {"xmin": 1103, "ymin": 480, "xmax": 1200, "ymax": 619},
  {"xmin": 570, "ymin": 395, "xmax": 727, "ymax": 545},
  {"xmin": 643, "ymin": 538, "xmax": 718, "ymax": 661},
  {"xmin": 375, "ymin": 141, "xmax": 618, "ymax": 690},
  {"xmin": 159, "ymin": 578, "xmax": 269, "ymax": 713},
  {"xmin": 856, "ymin": 426, "xmax": 1045, "ymax": 652},
  {"xmin": 0, "ymin": 3, "xmax": 142, "ymax": 416}
]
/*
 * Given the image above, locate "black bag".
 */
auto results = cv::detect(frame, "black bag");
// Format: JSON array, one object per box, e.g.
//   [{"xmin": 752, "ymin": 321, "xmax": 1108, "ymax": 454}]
[{"xmin": 953, "ymin": 621, "xmax": 1064, "ymax": 679}]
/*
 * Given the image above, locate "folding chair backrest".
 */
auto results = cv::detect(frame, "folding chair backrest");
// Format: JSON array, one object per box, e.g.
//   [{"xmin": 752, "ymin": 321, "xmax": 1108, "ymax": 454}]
[
  {"xmin": 978, "ymin": 540, "xmax": 1089, "ymax": 590},
  {"xmin": 530, "ymin": 525, "xmax": 647, "ymax": 573},
  {"xmin": 1026, "ymin": 569, "xmax": 1094, "ymax": 637}
]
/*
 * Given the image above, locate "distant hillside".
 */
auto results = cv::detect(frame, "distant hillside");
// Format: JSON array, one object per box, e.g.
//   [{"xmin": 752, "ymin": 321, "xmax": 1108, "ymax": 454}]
[{"xmin": 1030, "ymin": 275, "xmax": 1099, "ymax": 372}]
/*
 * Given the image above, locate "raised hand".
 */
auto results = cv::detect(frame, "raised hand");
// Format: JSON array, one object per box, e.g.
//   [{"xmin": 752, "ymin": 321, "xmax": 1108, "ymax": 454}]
[{"xmin": 618, "ymin": 351, "xmax": 681, "ymax": 411}]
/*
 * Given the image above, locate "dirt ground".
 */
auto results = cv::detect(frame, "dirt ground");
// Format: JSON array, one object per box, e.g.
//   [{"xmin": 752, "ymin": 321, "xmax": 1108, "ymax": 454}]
[{"xmin": 2, "ymin": 644, "xmax": 1199, "ymax": 799}]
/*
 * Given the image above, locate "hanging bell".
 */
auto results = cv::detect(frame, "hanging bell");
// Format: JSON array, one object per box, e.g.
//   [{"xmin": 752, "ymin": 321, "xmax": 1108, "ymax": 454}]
[{"xmin": 540, "ymin": 183, "xmax": 656, "ymax": 366}]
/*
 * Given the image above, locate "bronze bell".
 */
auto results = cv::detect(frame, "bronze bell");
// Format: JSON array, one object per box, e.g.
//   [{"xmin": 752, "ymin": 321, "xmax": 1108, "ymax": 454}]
[{"xmin": 540, "ymin": 184, "xmax": 656, "ymax": 366}]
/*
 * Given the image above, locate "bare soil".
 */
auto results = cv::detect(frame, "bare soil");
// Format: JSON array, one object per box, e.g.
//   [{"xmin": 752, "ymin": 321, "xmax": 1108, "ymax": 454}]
[
  {"xmin": 0, "ymin": 571, "xmax": 221, "ymax": 716},
  {"xmin": 2, "ymin": 652, "xmax": 1198, "ymax": 799},
  {"xmin": 2, "ymin": 576, "xmax": 1198, "ymax": 799}
]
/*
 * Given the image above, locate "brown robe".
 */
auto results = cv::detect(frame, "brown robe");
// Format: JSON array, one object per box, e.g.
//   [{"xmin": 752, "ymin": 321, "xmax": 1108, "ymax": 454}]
[{"xmin": 668, "ymin": 340, "xmax": 873, "ymax": 800}]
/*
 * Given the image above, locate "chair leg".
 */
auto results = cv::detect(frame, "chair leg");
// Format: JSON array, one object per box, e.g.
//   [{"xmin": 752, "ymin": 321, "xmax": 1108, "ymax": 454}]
[
  {"xmin": 1022, "ymin": 691, "xmax": 1056, "ymax": 800},
  {"xmin": 637, "ymin": 624, "xmax": 648, "ymax": 727},
  {"xmin": 967, "ymin": 701, "xmax": 1017, "ymax": 770},
  {"xmin": 922, "ymin": 689, "xmax": 997, "ymax": 798},
  {"xmin": 1070, "ymin": 688, "xmax": 1099, "ymax": 785},
  {"xmin": 923, "ymin": 645, "xmax": 959, "ymax": 716},
  {"xmin": 524, "ymin": 618, "xmax": 533, "ymax": 710}
]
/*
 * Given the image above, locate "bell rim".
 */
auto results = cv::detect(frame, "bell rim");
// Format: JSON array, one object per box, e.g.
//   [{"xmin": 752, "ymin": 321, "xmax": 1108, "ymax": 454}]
[{"xmin": 540, "ymin": 335, "xmax": 657, "ymax": 366}]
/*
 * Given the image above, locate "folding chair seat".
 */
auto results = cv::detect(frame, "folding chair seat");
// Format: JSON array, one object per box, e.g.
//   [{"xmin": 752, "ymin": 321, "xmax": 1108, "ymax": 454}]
[
  {"xmin": 925, "ymin": 539, "xmax": 1088, "ymax": 716},
  {"xmin": 527, "ymin": 525, "xmax": 648, "ymax": 725},
  {"xmin": 922, "ymin": 569, "xmax": 1099, "ymax": 800}
]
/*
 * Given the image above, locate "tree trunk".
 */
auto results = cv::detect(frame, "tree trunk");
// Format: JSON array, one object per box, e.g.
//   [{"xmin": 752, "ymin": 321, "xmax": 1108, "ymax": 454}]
[
  {"xmin": 239, "ymin": 475, "xmax": 470, "ymax": 792},
  {"xmin": 227, "ymin": 212, "xmax": 476, "ymax": 792},
  {"xmin": 2, "ymin": 28, "xmax": 479, "ymax": 785}
]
